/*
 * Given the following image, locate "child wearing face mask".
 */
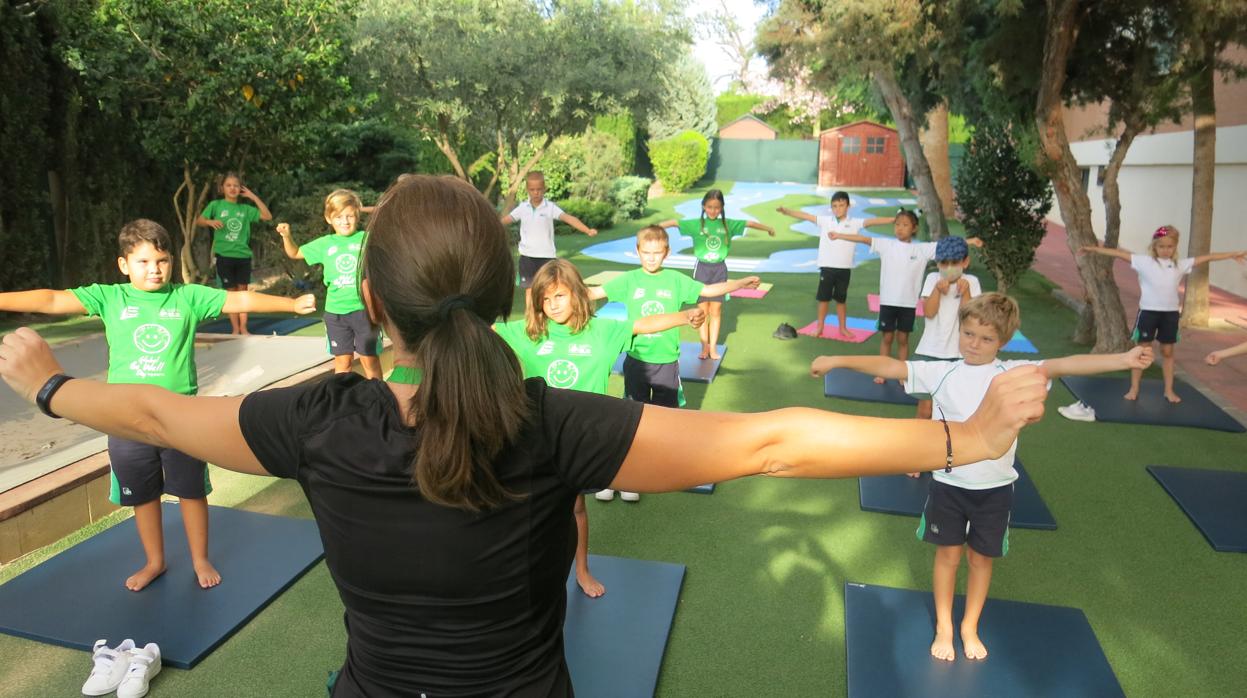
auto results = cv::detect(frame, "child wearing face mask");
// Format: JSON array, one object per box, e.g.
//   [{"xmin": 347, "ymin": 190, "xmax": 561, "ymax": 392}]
[{"xmin": 913, "ymin": 236, "xmax": 981, "ymax": 421}]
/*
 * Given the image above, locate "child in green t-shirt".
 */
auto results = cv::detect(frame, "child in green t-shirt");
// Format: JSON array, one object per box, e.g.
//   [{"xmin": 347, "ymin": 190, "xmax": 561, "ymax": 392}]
[
  {"xmin": 277, "ymin": 188, "xmax": 382, "ymax": 379},
  {"xmin": 195, "ymin": 171, "xmax": 274, "ymax": 335},
  {"xmin": 657, "ymin": 189, "xmax": 774, "ymax": 360},
  {"xmin": 0, "ymin": 219, "xmax": 315, "ymax": 592},
  {"xmin": 496, "ymin": 259, "xmax": 702, "ymax": 595}
]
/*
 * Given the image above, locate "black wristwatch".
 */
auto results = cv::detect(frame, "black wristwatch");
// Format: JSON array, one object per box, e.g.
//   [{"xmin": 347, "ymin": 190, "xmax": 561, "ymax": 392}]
[{"xmin": 36, "ymin": 374, "xmax": 74, "ymax": 419}]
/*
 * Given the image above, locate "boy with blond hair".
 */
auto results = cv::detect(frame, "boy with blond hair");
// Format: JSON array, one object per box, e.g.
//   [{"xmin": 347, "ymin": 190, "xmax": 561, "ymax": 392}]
[
  {"xmin": 500, "ymin": 171, "xmax": 598, "ymax": 307},
  {"xmin": 812, "ymin": 292, "xmax": 1152, "ymax": 662}
]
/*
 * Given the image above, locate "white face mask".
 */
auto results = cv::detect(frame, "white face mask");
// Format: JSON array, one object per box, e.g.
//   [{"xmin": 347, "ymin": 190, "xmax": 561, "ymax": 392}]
[{"xmin": 939, "ymin": 266, "xmax": 963, "ymax": 281}]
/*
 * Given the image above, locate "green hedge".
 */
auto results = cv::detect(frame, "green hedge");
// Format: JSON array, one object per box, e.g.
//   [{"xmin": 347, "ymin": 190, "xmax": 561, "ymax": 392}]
[
  {"xmin": 555, "ymin": 198, "xmax": 615, "ymax": 234},
  {"xmin": 648, "ymin": 131, "xmax": 709, "ymax": 193},
  {"xmin": 609, "ymin": 176, "xmax": 650, "ymax": 220}
]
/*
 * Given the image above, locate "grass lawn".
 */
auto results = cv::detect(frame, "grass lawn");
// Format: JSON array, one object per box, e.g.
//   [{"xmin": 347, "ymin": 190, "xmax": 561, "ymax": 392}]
[{"xmin": 1, "ymin": 182, "xmax": 1244, "ymax": 696}]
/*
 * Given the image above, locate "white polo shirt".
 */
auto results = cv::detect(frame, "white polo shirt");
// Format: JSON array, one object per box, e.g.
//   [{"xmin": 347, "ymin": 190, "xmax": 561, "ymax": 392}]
[
  {"xmin": 871, "ymin": 238, "xmax": 939, "ymax": 307},
  {"xmin": 816, "ymin": 215, "xmax": 863, "ymax": 269},
  {"xmin": 915, "ymin": 272, "xmax": 982, "ymax": 359},
  {"xmin": 1131, "ymin": 254, "xmax": 1196, "ymax": 312},
  {"xmin": 509, "ymin": 199, "xmax": 565, "ymax": 258}
]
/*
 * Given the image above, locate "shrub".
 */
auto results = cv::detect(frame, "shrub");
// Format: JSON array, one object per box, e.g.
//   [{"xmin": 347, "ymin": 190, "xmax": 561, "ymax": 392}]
[
  {"xmin": 609, "ymin": 176, "xmax": 651, "ymax": 220},
  {"xmin": 648, "ymin": 130, "xmax": 709, "ymax": 193},
  {"xmin": 566, "ymin": 131, "xmax": 625, "ymax": 201},
  {"xmin": 954, "ymin": 124, "xmax": 1052, "ymax": 293},
  {"xmin": 595, "ymin": 111, "xmax": 637, "ymax": 174},
  {"xmin": 555, "ymin": 197, "xmax": 616, "ymax": 234}
]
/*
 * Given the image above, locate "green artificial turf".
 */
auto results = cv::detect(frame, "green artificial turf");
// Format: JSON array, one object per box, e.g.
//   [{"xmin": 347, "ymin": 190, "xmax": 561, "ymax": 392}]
[{"xmin": 2, "ymin": 183, "xmax": 1245, "ymax": 696}]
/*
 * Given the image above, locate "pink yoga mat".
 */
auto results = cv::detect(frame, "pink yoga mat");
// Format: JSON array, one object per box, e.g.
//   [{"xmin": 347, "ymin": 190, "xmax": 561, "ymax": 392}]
[
  {"xmin": 729, "ymin": 283, "xmax": 773, "ymax": 299},
  {"xmin": 867, "ymin": 294, "xmax": 924, "ymax": 317},
  {"xmin": 797, "ymin": 321, "xmax": 876, "ymax": 344}
]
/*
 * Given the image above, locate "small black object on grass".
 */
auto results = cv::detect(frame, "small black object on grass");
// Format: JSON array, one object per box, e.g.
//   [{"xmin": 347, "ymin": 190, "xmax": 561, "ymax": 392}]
[{"xmin": 772, "ymin": 323, "xmax": 798, "ymax": 340}]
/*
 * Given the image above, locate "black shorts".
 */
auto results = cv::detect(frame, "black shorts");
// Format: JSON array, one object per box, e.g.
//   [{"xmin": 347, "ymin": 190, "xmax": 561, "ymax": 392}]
[
  {"xmin": 622, "ymin": 355, "xmax": 681, "ymax": 407},
  {"xmin": 107, "ymin": 436, "xmax": 210, "ymax": 506},
  {"xmin": 877, "ymin": 304, "xmax": 917, "ymax": 333},
  {"xmin": 215, "ymin": 255, "xmax": 252, "ymax": 288},
  {"xmin": 1133, "ymin": 310, "xmax": 1180, "ymax": 344},
  {"xmin": 518, "ymin": 255, "xmax": 554, "ymax": 289},
  {"xmin": 816, "ymin": 267, "xmax": 852, "ymax": 303},
  {"xmin": 325, "ymin": 309, "xmax": 381, "ymax": 356},
  {"xmin": 917, "ymin": 479, "xmax": 1013, "ymax": 557},
  {"xmin": 693, "ymin": 261, "xmax": 728, "ymax": 302}
]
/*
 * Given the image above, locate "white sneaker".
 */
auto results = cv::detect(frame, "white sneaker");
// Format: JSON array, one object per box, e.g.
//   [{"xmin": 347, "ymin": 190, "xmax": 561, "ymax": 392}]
[
  {"xmin": 619, "ymin": 491, "xmax": 640, "ymax": 502},
  {"xmin": 117, "ymin": 643, "xmax": 161, "ymax": 698},
  {"xmin": 82, "ymin": 638, "xmax": 134, "ymax": 696},
  {"xmin": 594, "ymin": 489, "xmax": 615, "ymax": 501},
  {"xmin": 1057, "ymin": 401, "xmax": 1096, "ymax": 422}
]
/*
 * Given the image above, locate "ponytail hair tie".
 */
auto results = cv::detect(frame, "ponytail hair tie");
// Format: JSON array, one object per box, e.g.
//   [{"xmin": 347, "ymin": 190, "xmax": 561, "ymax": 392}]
[
  {"xmin": 1154, "ymin": 226, "xmax": 1172, "ymax": 239},
  {"xmin": 435, "ymin": 294, "xmax": 475, "ymax": 320}
]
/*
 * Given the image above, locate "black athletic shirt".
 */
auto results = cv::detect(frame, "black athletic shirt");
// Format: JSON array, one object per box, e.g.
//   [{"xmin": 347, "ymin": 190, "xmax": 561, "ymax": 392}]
[{"xmin": 239, "ymin": 374, "xmax": 643, "ymax": 697}]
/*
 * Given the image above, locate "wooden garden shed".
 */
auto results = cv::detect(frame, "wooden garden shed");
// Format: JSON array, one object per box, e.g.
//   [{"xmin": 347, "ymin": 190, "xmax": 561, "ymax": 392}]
[
  {"xmin": 718, "ymin": 114, "xmax": 778, "ymax": 140},
  {"xmin": 818, "ymin": 120, "xmax": 905, "ymax": 188}
]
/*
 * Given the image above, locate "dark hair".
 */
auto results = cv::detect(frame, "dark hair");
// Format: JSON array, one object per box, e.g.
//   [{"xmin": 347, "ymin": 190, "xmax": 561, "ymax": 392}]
[
  {"xmin": 830, "ymin": 191, "xmax": 850, "ymax": 204},
  {"xmin": 117, "ymin": 219, "xmax": 174, "ymax": 256},
  {"xmin": 217, "ymin": 171, "xmax": 243, "ymax": 195},
  {"xmin": 526, "ymin": 259, "xmax": 593, "ymax": 340},
  {"xmin": 896, "ymin": 209, "xmax": 920, "ymax": 229},
  {"xmin": 363, "ymin": 175, "xmax": 529, "ymax": 512},
  {"xmin": 700, "ymin": 189, "xmax": 726, "ymax": 232}
]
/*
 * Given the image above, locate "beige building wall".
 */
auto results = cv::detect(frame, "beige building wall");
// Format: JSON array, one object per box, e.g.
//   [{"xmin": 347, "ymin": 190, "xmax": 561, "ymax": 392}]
[{"xmin": 719, "ymin": 117, "xmax": 777, "ymax": 140}]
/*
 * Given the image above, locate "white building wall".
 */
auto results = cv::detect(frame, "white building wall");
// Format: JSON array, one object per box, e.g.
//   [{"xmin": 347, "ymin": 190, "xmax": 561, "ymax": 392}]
[{"xmin": 1048, "ymin": 124, "xmax": 1247, "ymax": 297}]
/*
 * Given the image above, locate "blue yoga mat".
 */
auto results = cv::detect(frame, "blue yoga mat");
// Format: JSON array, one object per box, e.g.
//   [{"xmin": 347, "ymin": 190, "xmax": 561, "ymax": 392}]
[
  {"xmin": 1147, "ymin": 466, "xmax": 1247, "ymax": 553},
  {"xmin": 597, "ymin": 301, "xmax": 628, "ymax": 321},
  {"xmin": 1001, "ymin": 331, "xmax": 1038, "ymax": 354},
  {"xmin": 1060, "ymin": 376, "xmax": 1244, "ymax": 433},
  {"xmin": 859, "ymin": 460, "xmax": 1056, "ymax": 530},
  {"xmin": 198, "ymin": 315, "xmax": 319, "ymax": 336},
  {"xmin": 564, "ymin": 555, "xmax": 685, "ymax": 697},
  {"xmin": 612, "ymin": 342, "xmax": 727, "ymax": 384},
  {"xmin": 0, "ymin": 504, "xmax": 324, "ymax": 669},
  {"xmin": 845, "ymin": 583, "xmax": 1124, "ymax": 698},
  {"xmin": 823, "ymin": 368, "xmax": 918, "ymax": 406}
]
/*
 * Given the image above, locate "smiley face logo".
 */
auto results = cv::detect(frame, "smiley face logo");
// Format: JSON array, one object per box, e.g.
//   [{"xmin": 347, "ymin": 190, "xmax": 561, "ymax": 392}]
[
  {"xmin": 334, "ymin": 253, "xmax": 358, "ymax": 276},
  {"xmin": 226, "ymin": 217, "xmax": 243, "ymax": 233},
  {"xmin": 704, "ymin": 234, "xmax": 722, "ymax": 250},
  {"xmin": 640, "ymin": 300, "xmax": 665, "ymax": 317},
  {"xmin": 546, "ymin": 359, "xmax": 579, "ymax": 389},
  {"xmin": 133, "ymin": 323, "xmax": 172, "ymax": 354}
]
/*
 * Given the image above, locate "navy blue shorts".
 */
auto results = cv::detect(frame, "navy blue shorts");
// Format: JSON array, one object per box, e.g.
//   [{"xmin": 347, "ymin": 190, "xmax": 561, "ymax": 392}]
[
  {"xmin": 917, "ymin": 479, "xmax": 1013, "ymax": 557},
  {"xmin": 622, "ymin": 355, "xmax": 681, "ymax": 408},
  {"xmin": 215, "ymin": 255, "xmax": 252, "ymax": 288},
  {"xmin": 107, "ymin": 436, "xmax": 210, "ymax": 506},
  {"xmin": 518, "ymin": 255, "xmax": 554, "ymax": 289},
  {"xmin": 324, "ymin": 309, "xmax": 381, "ymax": 356},
  {"xmin": 693, "ymin": 261, "xmax": 728, "ymax": 303},
  {"xmin": 816, "ymin": 267, "xmax": 851, "ymax": 303},
  {"xmin": 877, "ymin": 304, "xmax": 917, "ymax": 333},
  {"xmin": 1133, "ymin": 310, "xmax": 1180, "ymax": 344}
]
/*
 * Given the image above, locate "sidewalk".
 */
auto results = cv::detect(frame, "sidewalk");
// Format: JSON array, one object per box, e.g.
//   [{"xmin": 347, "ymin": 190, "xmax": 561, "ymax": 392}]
[{"xmin": 1033, "ymin": 222, "xmax": 1247, "ymax": 415}]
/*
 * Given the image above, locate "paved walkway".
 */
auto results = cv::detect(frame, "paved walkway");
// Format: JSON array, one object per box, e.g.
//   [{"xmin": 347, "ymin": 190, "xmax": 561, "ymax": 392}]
[{"xmin": 1033, "ymin": 222, "xmax": 1247, "ymax": 415}]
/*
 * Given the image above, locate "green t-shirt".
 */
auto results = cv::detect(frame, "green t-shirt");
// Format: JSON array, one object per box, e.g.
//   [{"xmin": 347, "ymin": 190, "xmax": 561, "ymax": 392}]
[
  {"xmin": 201, "ymin": 199, "xmax": 261, "ymax": 259},
  {"xmin": 495, "ymin": 317, "xmax": 634, "ymax": 394},
  {"xmin": 299, "ymin": 231, "xmax": 366, "ymax": 314},
  {"xmin": 679, "ymin": 218, "xmax": 747, "ymax": 264},
  {"xmin": 601, "ymin": 268, "xmax": 703, "ymax": 364},
  {"xmin": 70, "ymin": 283, "xmax": 228, "ymax": 395}
]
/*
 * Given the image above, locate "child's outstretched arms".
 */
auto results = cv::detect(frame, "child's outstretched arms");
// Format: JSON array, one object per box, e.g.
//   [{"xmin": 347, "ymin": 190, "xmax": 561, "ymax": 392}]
[
  {"xmin": 701, "ymin": 275, "xmax": 761, "ymax": 298},
  {"xmin": 1192, "ymin": 250, "xmax": 1247, "ymax": 267},
  {"xmin": 0, "ymin": 290, "xmax": 87, "ymax": 316},
  {"xmin": 827, "ymin": 231, "xmax": 872, "ymax": 245},
  {"xmin": 863, "ymin": 214, "xmax": 897, "ymax": 227},
  {"xmin": 221, "ymin": 291, "xmax": 316, "ymax": 316},
  {"xmin": 557, "ymin": 212, "xmax": 597, "ymax": 237},
  {"xmin": 810, "ymin": 354, "xmax": 908, "ymax": 380},
  {"xmin": 1206, "ymin": 339, "xmax": 1247, "ymax": 365},
  {"xmin": 655, "ymin": 219, "xmax": 679, "ymax": 229},
  {"xmin": 745, "ymin": 221, "xmax": 776, "ymax": 237},
  {"xmin": 1041, "ymin": 345, "xmax": 1153, "ymax": 378},
  {"xmin": 275, "ymin": 223, "xmax": 304, "ymax": 260},
  {"xmin": 632, "ymin": 308, "xmax": 706, "ymax": 335},
  {"xmin": 775, "ymin": 207, "xmax": 817, "ymax": 223},
  {"xmin": 1078, "ymin": 244, "xmax": 1132, "ymax": 261}
]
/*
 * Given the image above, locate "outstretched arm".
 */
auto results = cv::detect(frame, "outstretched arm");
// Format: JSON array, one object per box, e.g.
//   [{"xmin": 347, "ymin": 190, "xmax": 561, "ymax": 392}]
[
  {"xmin": 499, "ymin": 213, "xmax": 516, "ymax": 226},
  {"xmin": 632, "ymin": 308, "xmax": 704, "ymax": 335},
  {"xmin": 1207, "ymin": 339, "xmax": 1247, "ymax": 365},
  {"xmin": 1041, "ymin": 346, "xmax": 1152, "ymax": 378},
  {"xmin": 221, "ymin": 291, "xmax": 317, "ymax": 316},
  {"xmin": 1192, "ymin": 250, "xmax": 1247, "ymax": 267},
  {"xmin": 275, "ymin": 223, "xmax": 304, "ymax": 260},
  {"xmin": 656, "ymin": 219, "xmax": 679, "ymax": 229},
  {"xmin": 863, "ymin": 215, "xmax": 896, "ymax": 227},
  {"xmin": 701, "ymin": 275, "xmax": 761, "ymax": 298},
  {"xmin": 745, "ymin": 220, "xmax": 776, "ymax": 237},
  {"xmin": 1079, "ymin": 244, "xmax": 1132, "ymax": 261},
  {"xmin": 810, "ymin": 354, "xmax": 908, "ymax": 381},
  {"xmin": 828, "ymin": 232, "xmax": 872, "ymax": 245},
  {"xmin": 587, "ymin": 286, "xmax": 608, "ymax": 301},
  {"xmin": 0, "ymin": 290, "xmax": 87, "ymax": 316},
  {"xmin": 775, "ymin": 206, "xmax": 817, "ymax": 223},
  {"xmin": 610, "ymin": 365, "xmax": 1049, "ymax": 492},
  {"xmin": 557, "ymin": 212, "xmax": 597, "ymax": 237}
]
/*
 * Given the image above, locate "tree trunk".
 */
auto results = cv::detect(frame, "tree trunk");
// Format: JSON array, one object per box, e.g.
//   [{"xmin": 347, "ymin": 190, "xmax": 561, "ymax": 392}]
[
  {"xmin": 1034, "ymin": 0, "xmax": 1130, "ymax": 353},
  {"xmin": 1101, "ymin": 116, "xmax": 1142, "ymax": 248},
  {"xmin": 1182, "ymin": 43, "xmax": 1216, "ymax": 328},
  {"xmin": 872, "ymin": 68, "xmax": 948, "ymax": 239},
  {"xmin": 47, "ymin": 170, "xmax": 69, "ymax": 286},
  {"xmin": 920, "ymin": 102, "xmax": 957, "ymax": 220},
  {"xmin": 499, "ymin": 133, "xmax": 555, "ymax": 212},
  {"xmin": 173, "ymin": 164, "xmax": 213, "ymax": 284}
]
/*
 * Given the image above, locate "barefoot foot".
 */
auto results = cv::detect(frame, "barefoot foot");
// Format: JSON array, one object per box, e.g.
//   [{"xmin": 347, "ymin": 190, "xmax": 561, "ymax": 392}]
[
  {"xmin": 1164, "ymin": 390, "xmax": 1182, "ymax": 404},
  {"xmin": 125, "ymin": 562, "xmax": 167, "ymax": 592},
  {"xmin": 576, "ymin": 569, "xmax": 605, "ymax": 598},
  {"xmin": 873, "ymin": 376, "xmax": 886, "ymax": 385},
  {"xmin": 930, "ymin": 624, "xmax": 955, "ymax": 662},
  {"xmin": 709, "ymin": 351, "xmax": 722, "ymax": 360},
  {"xmin": 838, "ymin": 327, "xmax": 855, "ymax": 340},
  {"xmin": 193, "ymin": 559, "xmax": 222, "ymax": 589},
  {"xmin": 813, "ymin": 325, "xmax": 825, "ymax": 338},
  {"xmin": 1123, "ymin": 389, "xmax": 1139, "ymax": 401},
  {"xmin": 961, "ymin": 626, "xmax": 988, "ymax": 660}
]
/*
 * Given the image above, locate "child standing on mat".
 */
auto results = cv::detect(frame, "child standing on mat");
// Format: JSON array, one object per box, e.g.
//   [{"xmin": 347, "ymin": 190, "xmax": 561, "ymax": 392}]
[
  {"xmin": 0, "ymin": 220, "xmax": 315, "ymax": 591},
  {"xmin": 912, "ymin": 236, "xmax": 981, "ymax": 420},
  {"xmin": 195, "ymin": 172, "xmax": 273, "ymax": 335},
  {"xmin": 1080, "ymin": 225, "xmax": 1246, "ymax": 403},
  {"xmin": 499, "ymin": 171, "xmax": 599, "ymax": 309},
  {"xmin": 832, "ymin": 210, "xmax": 982, "ymax": 383},
  {"xmin": 587, "ymin": 225, "xmax": 761, "ymax": 500},
  {"xmin": 811, "ymin": 292, "xmax": 1152, "ymax": 661},
  {"xmin": 496, "ymin": 259, "xmax": 704, "ymax": 595},
  {"xmin": 276, "ymin": 189, "xmax": 382, "ymax": 379},
  {"xmin": 777, "ymin": 191, "xmax": 895, "ymax": 340},
  {"xmin": 658, "ymin": 189, "xmax": 775, "ymax": 359}
]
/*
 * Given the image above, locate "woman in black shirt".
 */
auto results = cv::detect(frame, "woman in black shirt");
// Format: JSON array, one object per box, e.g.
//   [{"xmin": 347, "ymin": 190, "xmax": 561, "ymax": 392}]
[{"xmin": 0, "ymin": 176, "xmax": 1049, "ymax": 696}]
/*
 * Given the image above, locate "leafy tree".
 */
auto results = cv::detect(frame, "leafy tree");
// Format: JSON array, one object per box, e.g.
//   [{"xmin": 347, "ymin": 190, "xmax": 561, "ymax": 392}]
[
  {"xmin": 647, "ymin": 53, "xmax": 718, "ymax": 144},
  {"xmin": 955, "ymin": 124, "xmax": 1052, "ymax": 292},
  {"xmin": 595, "ymin": 111, "xmax": 638, "ymax": 174}
]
